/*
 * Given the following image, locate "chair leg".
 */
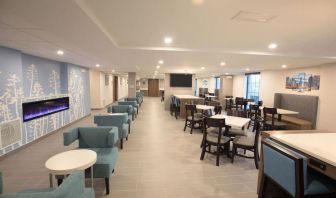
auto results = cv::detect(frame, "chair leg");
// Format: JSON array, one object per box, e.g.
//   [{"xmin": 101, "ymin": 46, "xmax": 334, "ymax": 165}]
[
  {"xmin": 120, "ymin": 139, "xmax": 123, "ymax": 149},
  {"xmin": 129, "ymin": 123, "xmax": 131, "ymax": 134},
  {"xmin": 105, "ymin": 177, "xmax": 110, "ymax": 195},
  {"xmin": 200, "ymin": 141, "xmax": 206, "ymax": 160},
  {"xmin": 254, "ymin": 148, "xmax": 259, "ymax": 169},
  {"xmin": 126, "ymin": 136, "xmax": 128, "ymax": 141},
  {"xmin": 216, "ymin": 145, "xmax": 220, "ymax": 166},
  {"xmin": 190, "ymin": 122, "xmax": 194, "ymax": 134},
  {"xmin": 231, "ymin": 145, "xmax": 236, "ymax": 163},
  {"xmin": 247, "ymin": 121, "xmax": 251, "ymax": 129},
  {"xmin": 184, "ymin": 120, "xmax": 187, "ymax": 131}
]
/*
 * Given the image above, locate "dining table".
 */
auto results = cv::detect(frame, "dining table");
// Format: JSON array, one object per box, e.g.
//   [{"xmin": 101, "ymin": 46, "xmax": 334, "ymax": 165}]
[
  {"xmin": 260, "ymin": 106, "xmax": 299, "ymax": 121},
  {"xmin": 211, "ymin": 114, "xmax": 250, "ymax": 132}
]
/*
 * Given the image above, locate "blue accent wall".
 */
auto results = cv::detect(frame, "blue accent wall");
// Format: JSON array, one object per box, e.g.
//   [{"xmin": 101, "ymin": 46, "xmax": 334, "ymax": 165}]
[{"xmin": 0, "ymin": 46, "xmax": 91, "ymax": 156}]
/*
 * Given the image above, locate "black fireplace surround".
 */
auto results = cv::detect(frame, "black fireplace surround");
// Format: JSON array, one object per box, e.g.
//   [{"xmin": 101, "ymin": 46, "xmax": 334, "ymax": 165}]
[{"xmin": 22, "ymin": 97, "xmax": 69, "ymax": 122}]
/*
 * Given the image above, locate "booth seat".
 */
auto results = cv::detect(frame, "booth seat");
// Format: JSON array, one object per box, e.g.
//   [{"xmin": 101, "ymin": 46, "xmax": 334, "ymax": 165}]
[
  {"xmin": 281, "ymin": 115, "xmax": 312, "ymax": 130},
  {"xmin": 94, "ymin": 114, "xmax": 129, "ymax": 149},
  {"xmin": 63, "ymin": 127, "xmax": 119, "ymax": 195},
  {"xmin": 0, "ymin": 171, "xmax": 94, "ymax": 198}
]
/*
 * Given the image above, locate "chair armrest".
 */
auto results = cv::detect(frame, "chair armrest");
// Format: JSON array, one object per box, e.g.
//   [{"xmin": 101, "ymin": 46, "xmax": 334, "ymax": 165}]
[
  {"xmin": 63, "ymin": 128, "xmax": 79, "ymax": 146},
  {"xmin": 107, "ymin": 127, "xmax": 119, "ymax": 146}
]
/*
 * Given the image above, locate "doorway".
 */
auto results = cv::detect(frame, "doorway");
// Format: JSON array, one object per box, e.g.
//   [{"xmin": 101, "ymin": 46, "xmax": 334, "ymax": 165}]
[
  {"xmin": 148, "ymin": 79, "xmax": 159, "ymax": 97},
  {"xmin": 113, "ymin": 76, "xmax": 118, "ymax": 102}
]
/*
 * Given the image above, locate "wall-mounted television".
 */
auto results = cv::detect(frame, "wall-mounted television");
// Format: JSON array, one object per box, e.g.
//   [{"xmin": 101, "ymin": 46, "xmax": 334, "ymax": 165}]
[
  {"xmin": 22, "ymin": 97, "xmax": 69, "ymax": 122},
  {"xmin": 170, "ymin": 74, "xmax": 192, "ymax": 87}
]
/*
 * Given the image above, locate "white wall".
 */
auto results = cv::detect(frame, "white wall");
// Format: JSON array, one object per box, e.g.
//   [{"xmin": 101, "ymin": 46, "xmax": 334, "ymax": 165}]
[
  {"xmin": 196, "ymin": 77, "xmax": 216, "ymax": 94},
  {"xmin": 232, "ymin": 62, "xmax": 336, "ymax": 131},
  {"xmin": 232, "ymin": 75, "xmax": 245, "ymax": 97},
  {"xmin": 159, "ymin": 79, "xmax": 165, "ymax": 90},
  {"xmin": 118, "ymin": 76, "xmax": 128, "ymax": 99},
  {"xmin": 89, "ymin": 70, "xmax": 113, "ymax": 109},
  {"xmin": 140, "ymin": 78, "xmax": 148, "ymax": 90}
]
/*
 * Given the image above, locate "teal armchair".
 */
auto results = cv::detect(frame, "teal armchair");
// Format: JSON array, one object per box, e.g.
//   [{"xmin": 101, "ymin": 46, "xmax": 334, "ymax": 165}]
[
  {"xmin": 63, "ymin": 127, "xmax": 118, "ymax": 195},
  {"xmin": 118, "ymin": 101, "xmax": 139, "ymax": 116},
  {"xmin": 125, "ymin": 97, "xmax": 140, "ymax": 107},
  {"xmin": 0, "ymin": 171, "xmax": 94, "ymax": 198},
  {"xmin": 94, "ymin": 114, "xmax": 129, "ymax": 149},
  {"xmin": 107, "ymin": 105, "xmax": 134, "ymax": 123}
]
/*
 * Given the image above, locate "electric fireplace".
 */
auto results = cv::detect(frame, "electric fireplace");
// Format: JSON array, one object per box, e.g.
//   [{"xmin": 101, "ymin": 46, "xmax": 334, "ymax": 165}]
[{"xmin": 22, "ymin": 97, "xmax": 69, "ymax": 122}]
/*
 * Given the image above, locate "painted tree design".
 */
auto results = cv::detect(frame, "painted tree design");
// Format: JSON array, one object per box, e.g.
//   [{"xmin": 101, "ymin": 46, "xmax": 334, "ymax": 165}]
[
  {"xmin": 49, "ymin": 70, "xmax": 60, "ymax": 95},
  {"xmin": 26, "ymin": 64, "xmax": 38, "ymax": 97},
  {"xmin": 68, "ymin": 68, "xmax": 85, "ymax": 122}
]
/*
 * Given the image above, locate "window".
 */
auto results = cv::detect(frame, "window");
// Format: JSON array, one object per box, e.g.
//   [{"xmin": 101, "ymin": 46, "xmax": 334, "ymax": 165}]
[
  {"xmin": 245, "ymin": 73, "xmax": 260, "ymax": 102},
  {"xmin": 215, "ymin": 77, "xmax": 220, "ymax": 90}
]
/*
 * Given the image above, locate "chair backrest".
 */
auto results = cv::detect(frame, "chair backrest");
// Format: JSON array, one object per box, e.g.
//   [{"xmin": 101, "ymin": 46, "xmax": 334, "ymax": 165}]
[
  {"xmin": 262, "ymin": 138, "xmax": 307, "ymax": 197},
  {"xmin": 53, "ymin": 171, "xmax": 86, "ymax": 198},
  {"xmin": 235, "ymin": 99, "xmax": 247, "ymax": 110},
  {"xmin": 204, "ymin": 117, "xmax": 227, "ymax": 143},
  {"xmin": 118, "ymin": 101, "xmax": 137, "ymax": 108},
  {"xmin": 214, "ymin": 105, "xmax": 222, "ymax": 115},
  {"xmin": 108, "ymin": 105, "xmax": 132, "ymax": 114},
  {"xmin": 249, "ymin": 105, "xmax": 261, "ymax": 117},
  {"xmin": 185, "ymin": 104, "xmax": 197, "ymax": 118},
  {"xmin": 227, "ymin": 109, "xmax": 248, "ymax": 118},
  {"xmin": 263, "ymin": 107, "xmax": 277, "ymax": 127},
  {"xmin": 258, "ymin": 100, "xmax": 263, "ymax": 107},
  {"xmin": 77, "ymin": 126, "xmax": 118, "ymax": 148}
]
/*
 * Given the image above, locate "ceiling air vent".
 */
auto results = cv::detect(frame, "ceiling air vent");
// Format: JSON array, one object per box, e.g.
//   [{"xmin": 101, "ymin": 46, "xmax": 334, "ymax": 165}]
[{"xmin": 231, "ymin": 11, "xmax": 277, "ymax": 23}]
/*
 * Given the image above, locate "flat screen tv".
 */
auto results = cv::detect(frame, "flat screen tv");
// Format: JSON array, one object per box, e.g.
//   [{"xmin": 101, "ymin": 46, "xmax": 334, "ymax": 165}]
[
  {"xmin": 22, "ymin": 97, "xmax": 69, "ymax": 122},
  {"xmin": 170, "ymin": 74, "xmax": 192, "ymax": 87}
]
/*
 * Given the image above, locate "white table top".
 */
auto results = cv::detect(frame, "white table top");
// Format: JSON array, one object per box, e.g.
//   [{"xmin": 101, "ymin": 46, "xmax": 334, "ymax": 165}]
[
  {"xmin": 211, "ymin": 114, "xmax": 250, "ymax": 129},
  {"xmin": 260, "ymin": 107, "xmax": 299, "ymax": 115},
  {"xmin": 271, "ymin": 133, "xmax": 336, "ymax": 167},
  {"xmin": 205, "ymin": 95, "xmax": 216, "ymax": 98},
  {"xmin": 196, "ymin": 105, "xmax": 215, "ymax": 110},
  {"xmin": 45, "ymin": 149, "xmax": 97, "ymax": 175},
  {"xmin": 174, "ymin": 95, "xmax": 200, "ymax": 99}
]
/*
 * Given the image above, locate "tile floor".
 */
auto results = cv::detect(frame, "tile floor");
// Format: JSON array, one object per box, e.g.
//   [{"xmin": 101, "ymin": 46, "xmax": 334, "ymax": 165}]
[{"xmin": 0, "ymin": 97, "xmax": 258, "ymax": 198}]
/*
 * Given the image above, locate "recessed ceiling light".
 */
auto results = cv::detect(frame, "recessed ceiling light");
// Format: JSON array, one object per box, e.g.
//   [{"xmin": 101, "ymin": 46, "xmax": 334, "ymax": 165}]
[
  {"xmin": 158, "ymin": 60, "xmax": 164, "ymax": 64},
  {"xmin": 201, "ymin": 67, "xmax": 205, "ymax": 70},
  {"xmin": 164, "ymin": 37, "xmax": 173, "ymax": 44},
  {"xmin": 246, "ymin": 68, "xmax": 250, "ymax": 71},
  {"xmin": 192, "ymin": 0, "xmax": 204, "ymax": 5},
  {"xmin": 95, "ymin": 64, "xmax": 100, "ymax": 67},
  {"xmin": 155, "ymin": 70, "xmax": 158, "ymax": 73},
  {"xmin": 225, "ymin": 72, "xmax": 229, "ymax": 75},
  {"xmin": 57, "ymin": 50, "xmax": 64, "ymax": 55},
  {"xmin": 282, "ymin": 64, "xmax": 287, "ymax": 68},
  {"xmin": 156, "ymin": 65, "xmax": 160, "ymax": 69},
  {"xmin": 112, "ymin": 69, "xmax": 115, "ymax": 72},
  {"xmin": 211, "ymin": 75, "xmax": 215, "ymax": 77},
  {"xmin": 268, "ymin": 43, "xmax": 277, "ymax": 49},
  {"xmin": 220, "ymin": 62, "xmax": 226, "ymax": 66}
]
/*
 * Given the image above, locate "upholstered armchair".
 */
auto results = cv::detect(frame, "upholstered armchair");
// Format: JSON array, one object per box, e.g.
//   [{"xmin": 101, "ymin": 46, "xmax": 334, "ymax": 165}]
[
  {"xmin": 136, "ymin": 92, "xmax": 144, "ymax": 105},
  {"xmin": 118, "ymin": 101, "xmax": 139, "ymax": 116},
  {"xmin": 107, "ymin": 105, "xmax": 133, "ymax": 124},
  {"xmin": 63, "ymin": 127, "xmax": 119, "ymax": 195},
  {"xmin": 125, "ymin": 97, "xmax": 140, "ymax": 107},
  {"xmin": 0, "ymin": 171, "xmax": 95, "ymax": 198},
  {"xmin": 94, "ymin": 114, "xmax": 129, "ymax": 149}
]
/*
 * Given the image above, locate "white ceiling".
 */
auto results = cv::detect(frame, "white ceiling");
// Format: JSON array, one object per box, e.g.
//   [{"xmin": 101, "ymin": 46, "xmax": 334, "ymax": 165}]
[{"xmin": 0, "ymin": 0, "xmax": 335, "ymax": 78}]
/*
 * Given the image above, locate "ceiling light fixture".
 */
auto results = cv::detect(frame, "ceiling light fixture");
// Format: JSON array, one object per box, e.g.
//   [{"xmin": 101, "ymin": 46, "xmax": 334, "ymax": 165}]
[
  {"xmin": 112, "ymin": 69, "xmax": 115, "ymax": 72},
  {"xmin": 281, "ymin": 64, "xmax": 287, "ymax": 68},
  {"xmin": 57, "ymin": 50, "xmax": 64, "ymax": 55},
  {"xmin": 225, "ymin": 72, "xmax": 229, "ymax": 75},
  {"xmin": 158, "ymin": 60, "xmax": 164, "ymax": 64},
  {"xmin": 246, "ymin": 68, "xmax": 250, "ymax": 71},
  {"xmin": 95, "ymin": 64, "xmax": 100, "ymax": 67},
  {"xmin": 220, "ymin": 62, "xmax": 226, "ymax": 66},
  {"xmin": 201, "ymin": 67, "xmax": 205, "ymax": 70},
  {"xmin": 268, "ymin": 43, "xmax": 277, "ymax": 49},
  {"xmin": 156, "ymin": 65, "xmax": 160, "ymax": 69},
  {"xmin": 164, "ymin": 37, "xmax": 173, "ymax": 44}
]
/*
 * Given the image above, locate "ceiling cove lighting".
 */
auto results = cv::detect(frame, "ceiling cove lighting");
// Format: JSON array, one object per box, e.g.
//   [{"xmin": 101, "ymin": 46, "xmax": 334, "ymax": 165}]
[
  {"xmin": 268, "ymin": 43, "xmax": 277, "ymax": 49},
  {"xmin": 57, "ymin": 50, "xmax": 64, "ymax": 55},
  {"xmin": 95, "ymin": 64, "xmax": 100, "ymax": 68},
  {"xmin": 282, "ymin": 64, "xmax": 287, "ymax": 68},
  {"xmin": 158, "ymin": 60, "xmax": 164, "ymax": 64},
  {"xmin": 220, "ymin": 62, "xmax": 226, "ymax": 66},
  {"xmin": 156, "ymin": 65, "xmax": 160, "ymax": 69},
  {"xmin": 164, "ymin": 37, "xmax": 173, "ymax": 44}
]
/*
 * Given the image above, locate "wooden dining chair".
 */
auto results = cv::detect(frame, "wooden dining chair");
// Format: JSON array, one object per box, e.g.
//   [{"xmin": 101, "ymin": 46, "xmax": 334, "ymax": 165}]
[
  {"xmin": 248, "ymin": 104, "xmax": 261, "ymax": 132},
  {"xmin": 214, "ymin": 105, "xmax": 222, "ymax": 115},
  {"xmin": 263, "ymin": 107, "xmax": 287, "ymax": 130},
  {"xmin": 200, "ymin": 117, "xmax": 231, "ymax": 166},
  {"xmin": 170, "ymin": 96, "xmax": 180, "ymax": 119},
  {"xmin": 235, "ymin": 99, "xmax": 248, "ymax": 110},
  {"xmin": 183, "ymin": 104, "xmax": 203, "ymax": 134},
  {"xmin": 225, "ymin": 98, "xmax": 234, "ymax": 110},
  {"xmin": 231, "ymin": 117, "xmax": 261, "ymax": 169}
]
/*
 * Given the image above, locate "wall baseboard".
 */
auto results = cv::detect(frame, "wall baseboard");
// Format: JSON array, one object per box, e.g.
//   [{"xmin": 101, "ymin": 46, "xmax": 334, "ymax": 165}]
[{"xmin": 0, "ymin": 113, "xmax": 91, "ymax": 161}]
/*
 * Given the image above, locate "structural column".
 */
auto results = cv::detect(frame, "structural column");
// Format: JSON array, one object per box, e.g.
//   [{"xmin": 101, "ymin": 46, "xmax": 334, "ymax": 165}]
[{"xmin": 128, "ymin": 72, "xmax": 136, "ymax": 97}]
